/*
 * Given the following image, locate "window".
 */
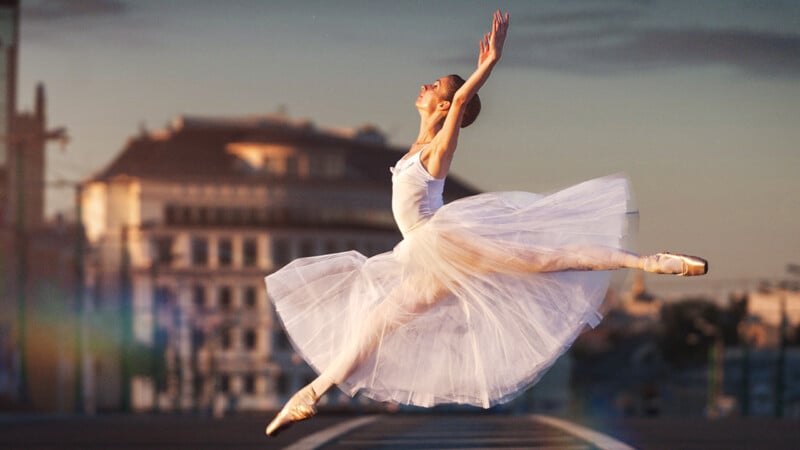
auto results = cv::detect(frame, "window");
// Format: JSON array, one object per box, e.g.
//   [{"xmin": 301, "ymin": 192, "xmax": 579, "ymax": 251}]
[
  {"xmin": 255, "ymin": 208, "xmax": 269, "ymax": 224},
  {"xmin": 198, "ymin": 207, "xmax": 210, "ymax": 225},
  {"xmin": 218, "ymin": 238, "xmax": 232, "ymax": 267},
  {"xmin": 193, "ymin": 375, "xmax": 205, "ymax": 396},
  {"xmin": 310, "ymin": 155, "xmax": 343, "ymax": 178},
  {"xmin": 275, "ymin": 330, "xmax": 292, "ymax": 351},
  {"xmin": 243, "ymin": 238, "xmax": 258, "ymax": 267},
  {"xmin": 324, "ymin": 240, "xmax": 338, "ymax": 254},
  {"xmin": 271, "ymin": 238, "xmax": 291, "ymax": 266},
  {"xmin": 245, "ymin": 208, "xmax": 259, "ymax": 226},
  {"xmin": 165, "ymin": 205, "xmax": 176, "ymax": 224},
  {"xmin": 244, "ymin": 329, "xmax": 257, "ymax": 351},
  {"xmin": 192, "ymin": 285, "xmax": 206, "ymax": 309},
  {"xmin": 218, "ymin": 286, "xmax": 232, "ymax": 310},
  {"xmin": 191, "ymin": 237, "xmax": 208, "ymax": 266},
  {"xmin": 221, "ymin": 327, "xmax": 232, "ymax": 350},
  {"xmin": 179, "ymin": 207, "xmax": 190, "ymax": 224},
  {"xmin": 286, "ymin": 156, "xmax": 298, "ymax": 176},
  {"xmin": 154, "ymin": 286, "xmax": 171, "ymax": 308},
  {"xmin": 192, "ymin": 328, "xmax": 205, "ymax": 348},
  {"xmin": 299, "ymin": 239, "xmax": 315, "ymax": 257},
  {"xmin": 244, "ymin": 286, "xmax": 257, "ymax": 309},
  {"xmin": 220, "ymin": 375, "xmax": 230, "ymax": 393},
  {"xmin": 214, "ymin": 207, "xmax": 227, "ymax": 225},
  {"xmin": 265, "ymin": 157, "xmax": 282, "ymax": 176},
  {"xmin": 277, "ymin": 374, "xmax": 289, "ymax": 395},
  {"xmin": 152, "ymin": 236, "xmax": 174, "ymax": 265},
  {"xmin": 244, "ymin": 375, "xmax": 256, "ymax": 394},
  {"xmin": 232, "ymin": 208, "xmax": 244, "ymax": 225}
]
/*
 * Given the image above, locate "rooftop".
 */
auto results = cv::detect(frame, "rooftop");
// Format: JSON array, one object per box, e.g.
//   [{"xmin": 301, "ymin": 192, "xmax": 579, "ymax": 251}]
[{"xmin": 89, "ymin": 114, "xmax": 478, "ymax": 199}]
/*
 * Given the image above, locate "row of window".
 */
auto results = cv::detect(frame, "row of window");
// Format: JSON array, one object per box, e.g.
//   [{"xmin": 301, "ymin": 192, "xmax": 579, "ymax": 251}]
[
  {"xmin": 217, "ymin": 374, "xmax": 258, "ymax": 395},
  {"xmin": 192, "ymin": 285, "xmax": 261, "ymax": 310},
  {"xmin": 259, "ymin": 154, "xmax": 344, "ymax": 179},
  {"xmin": 192, "ymin": 327, "xmax": 261, "ymax": 351},
  {"xmin": 164, "ymin": 204, "xmax": 390, "ymax": 229},
  {"xmin": 152, "ymin": 234, "xmax": 396, "ymax": 269},
  {"xmin": 190, "ymin": 237, "xmax": 259, "ymax": 267},
  {"xmin": 210, "ymin": 372, "xmax": 315, "ymax": 396},
  {"xmin": 190, "ymin": 326, "xmax": 291, "ymax": 353}
]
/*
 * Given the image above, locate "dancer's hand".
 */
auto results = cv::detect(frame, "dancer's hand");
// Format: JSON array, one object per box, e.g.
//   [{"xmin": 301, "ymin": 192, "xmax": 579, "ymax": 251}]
[{"xmin": 478, "ymin": 10, "xmax": 509, "ymax": 67}]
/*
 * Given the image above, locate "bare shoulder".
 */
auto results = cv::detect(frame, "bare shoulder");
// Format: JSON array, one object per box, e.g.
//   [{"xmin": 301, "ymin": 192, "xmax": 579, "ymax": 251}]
[{"xmin": 420, "ymin": 142, "xmax": 454, "ymax": 179}]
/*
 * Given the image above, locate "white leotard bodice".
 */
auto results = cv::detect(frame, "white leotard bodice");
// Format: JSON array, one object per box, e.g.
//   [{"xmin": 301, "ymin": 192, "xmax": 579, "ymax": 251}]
[{"xmin": 391, "ymin": 150, "xmax": 445, "ymax": 235}]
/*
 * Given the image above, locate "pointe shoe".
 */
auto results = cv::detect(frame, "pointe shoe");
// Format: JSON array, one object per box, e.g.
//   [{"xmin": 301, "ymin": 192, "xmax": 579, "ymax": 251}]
[
  {"xmin": 645, "ymin": 252, "xmax": 708, "ymax": 276},
  {"xmin": 265, "ymin": 385, "xmax": 318, "ymax": 437}
]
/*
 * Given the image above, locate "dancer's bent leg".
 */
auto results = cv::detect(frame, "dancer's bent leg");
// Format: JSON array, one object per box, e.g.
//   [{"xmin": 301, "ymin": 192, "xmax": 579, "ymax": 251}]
[
  {"xmin": 265, "ymin": 279, "xmax": 449, "ymax": 435},
  {"xmin": 310, "ymin": 282, "xmax": 446, "ymax": 395}
]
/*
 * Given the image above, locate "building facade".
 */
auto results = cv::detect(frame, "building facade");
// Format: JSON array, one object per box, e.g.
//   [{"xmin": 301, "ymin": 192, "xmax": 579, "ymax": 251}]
[
  {"xmin": 81, "ymin": 115, "xmax": 477, "ymax": 412},
  {"xmin": 0, "ymin": 0, "xmax": 18, "ymax": 404}
]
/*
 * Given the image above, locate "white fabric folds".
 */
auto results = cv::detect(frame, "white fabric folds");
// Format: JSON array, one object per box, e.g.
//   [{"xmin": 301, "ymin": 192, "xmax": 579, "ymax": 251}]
[{"xmin": 266, "ymin": 175, "xmax": 635, "ymax": 408}]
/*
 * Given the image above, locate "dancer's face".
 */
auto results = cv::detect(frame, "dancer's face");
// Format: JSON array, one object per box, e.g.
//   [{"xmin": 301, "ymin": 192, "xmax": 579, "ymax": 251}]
[{"xmin": 415, "ymin": 77, "xmax": 451, "ymax": 111}]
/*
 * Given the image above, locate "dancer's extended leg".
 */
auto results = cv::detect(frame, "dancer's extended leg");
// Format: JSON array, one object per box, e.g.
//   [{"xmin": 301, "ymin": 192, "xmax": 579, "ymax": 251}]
[
  {"xmin": 506, "ymin": 245, "xmax": 707, "ymax": 276},
  {"xmin": 439, "ymin": 234, "xmax": 705, "ymax": 276},
  {"xmin": 505, "ymin": 245, "xmax": 644, "ymax": 273}
]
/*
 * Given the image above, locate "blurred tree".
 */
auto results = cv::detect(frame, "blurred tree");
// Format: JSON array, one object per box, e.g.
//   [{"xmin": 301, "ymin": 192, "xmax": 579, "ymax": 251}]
[
  {"xmin": 659, "ymin": 298, "xmax": 721, "ymax": 367},
  {"xmin": 719, "ymin": 294, "xmax": 748, "ymax": 346}
]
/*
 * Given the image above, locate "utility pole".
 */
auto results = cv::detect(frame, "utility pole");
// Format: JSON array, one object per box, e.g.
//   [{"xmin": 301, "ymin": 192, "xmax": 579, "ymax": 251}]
[
  {"xmin": 73, "ymin": 183, "xmax": 85, "ymax": 412},
  {"xmin": 13, "ymin": 134, "xmax": 28, "ymax": 404},
  {"xmin": 738, "ymin": 319, "xmax": 751, "ymax": 417},
  {"xmin": 6, "ymin": 126, "xmax": 68, "ymax": 405},
  {"xmin": 774, "ymin": 291, "xmax": 787, "ymax": 418},
  {"xmin": 120, "ymin": 225, "xmax": 132, "ymax": 412}
]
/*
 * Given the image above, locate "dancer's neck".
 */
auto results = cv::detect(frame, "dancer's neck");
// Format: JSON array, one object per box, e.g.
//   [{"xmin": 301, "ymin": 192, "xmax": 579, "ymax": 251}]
[{"xmin": 415, "ymin": 114, "xmax": 444, "ymax": 148}]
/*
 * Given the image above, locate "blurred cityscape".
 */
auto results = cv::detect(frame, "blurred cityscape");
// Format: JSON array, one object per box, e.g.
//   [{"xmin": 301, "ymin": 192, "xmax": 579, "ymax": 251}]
[{"xmin": 1, "ymin": 0, "xmax": 799, "ymax": 423}]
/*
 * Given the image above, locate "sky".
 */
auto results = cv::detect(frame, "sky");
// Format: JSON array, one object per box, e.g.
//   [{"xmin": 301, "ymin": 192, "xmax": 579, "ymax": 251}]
[{"xmin": 16, "ymin": 0, "xmax": 800, "ymax": 298}]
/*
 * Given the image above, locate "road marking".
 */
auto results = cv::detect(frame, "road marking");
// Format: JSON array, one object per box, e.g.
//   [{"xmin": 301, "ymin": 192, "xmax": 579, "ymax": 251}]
[
  {"xmin": 530, "ymin": 415, "xmax": 636, "ymax": 450},
  {"xmin": 283, "ymin": 415, "xmax": 379, "ymax": 450}
]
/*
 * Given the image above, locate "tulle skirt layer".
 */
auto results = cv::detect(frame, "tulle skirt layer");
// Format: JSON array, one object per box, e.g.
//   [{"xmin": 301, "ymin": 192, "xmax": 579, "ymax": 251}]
[{"xmin": 265, "ymin": 175, "xmax": 636, "ymax": 408}]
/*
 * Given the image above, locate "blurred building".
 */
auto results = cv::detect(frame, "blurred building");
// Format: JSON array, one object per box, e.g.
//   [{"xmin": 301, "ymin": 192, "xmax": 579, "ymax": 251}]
[
  {"xmin": 745, "ymin": 286, "xmax": 800, "ymax": 347},
  {"xmin": 724, "ymin": 348, "xmax": 800, "ymax": 418},
  {"xmin": 0, "ymin": 0, "xmax": 80, "ymax": 412},
  {"xmin": 80, "ymin": 115, "xmax": 477, "ymax": 412},
  {"xmin": 619, "ymin": 273, "xmax": 662, "ymax": 319}
]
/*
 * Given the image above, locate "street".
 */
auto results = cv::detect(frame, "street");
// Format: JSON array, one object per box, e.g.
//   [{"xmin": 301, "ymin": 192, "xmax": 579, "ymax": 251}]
[{"xmin": 1, "ymin": 412, "xmax": 798, "ymax": 449}]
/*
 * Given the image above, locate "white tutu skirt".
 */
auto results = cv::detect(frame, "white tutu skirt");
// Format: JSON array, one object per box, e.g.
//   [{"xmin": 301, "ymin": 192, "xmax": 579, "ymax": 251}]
[{"xmin": 266, "ymin": 175, "xmax": 636, "ymax": 408}]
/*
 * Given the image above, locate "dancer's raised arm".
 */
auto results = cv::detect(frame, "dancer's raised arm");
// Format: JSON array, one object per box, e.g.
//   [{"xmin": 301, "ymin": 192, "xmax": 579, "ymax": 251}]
[{"xmin": 430, "ymin": 10, "xmax": 509, "ymax": 161}]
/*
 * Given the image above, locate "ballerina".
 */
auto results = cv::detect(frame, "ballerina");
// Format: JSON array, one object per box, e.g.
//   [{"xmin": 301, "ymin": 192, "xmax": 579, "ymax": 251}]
[{"xmin": 264, "ymin": 10, "xmax": 706, "ymax": 436}]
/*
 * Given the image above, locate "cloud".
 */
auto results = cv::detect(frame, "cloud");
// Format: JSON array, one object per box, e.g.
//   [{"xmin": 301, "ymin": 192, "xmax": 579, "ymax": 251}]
[
  {"xmin": 581, "ymin": 27, "xmax": 800, "ymax": 76},
  {"xmin": 450, "ymin": 25, "xmax": 800, "ymax": 78},
  {"xmin": 22, "ymin": 0, "xmax": 126, "ymax": 21},
  {"xmin": 440, "ymin": 1, "xmax": 800, "ymax": 78},
  {"xmin": 513, "ymin": 8, "xmax": 643, "ymax": 27}
]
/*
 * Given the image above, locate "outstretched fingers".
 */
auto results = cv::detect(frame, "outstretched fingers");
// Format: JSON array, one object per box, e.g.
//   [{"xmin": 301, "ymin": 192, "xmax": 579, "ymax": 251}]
[
  {"xmin": 486, "ymin": 10, "xmax": 509, "ymax": 60},
  {"xmin": 478, "ymin": 32, "xmax": 491, "ymax": 66}
]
